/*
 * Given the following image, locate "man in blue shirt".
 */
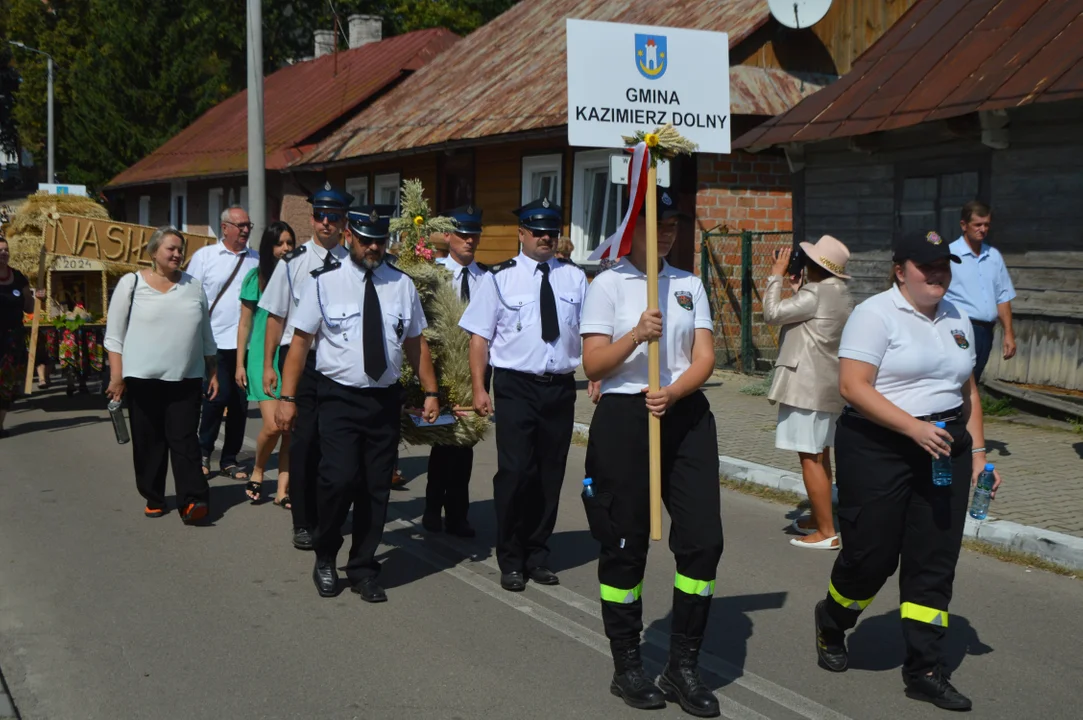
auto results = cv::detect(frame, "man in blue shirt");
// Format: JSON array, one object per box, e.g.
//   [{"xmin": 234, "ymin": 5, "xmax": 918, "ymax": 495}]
[{"xmin": 944, "ymin": 201, "xmax": 1016, "ymax": 382}]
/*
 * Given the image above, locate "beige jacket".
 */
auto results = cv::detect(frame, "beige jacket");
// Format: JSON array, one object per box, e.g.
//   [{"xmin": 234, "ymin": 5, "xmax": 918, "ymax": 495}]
[{"xmin": 764, "ymin": 276, "xmax": 853, "ymax": 414}]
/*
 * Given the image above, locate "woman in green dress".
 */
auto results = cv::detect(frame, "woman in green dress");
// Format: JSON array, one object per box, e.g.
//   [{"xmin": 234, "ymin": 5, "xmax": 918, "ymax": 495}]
[{"xmin": 236, "ymin": 222, "xmax": 296, "ymax": 505}]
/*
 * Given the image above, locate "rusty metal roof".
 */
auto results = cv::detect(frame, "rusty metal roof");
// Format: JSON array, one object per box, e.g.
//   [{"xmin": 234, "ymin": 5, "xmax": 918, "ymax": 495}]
[
  {"xmin": 107, "ymin": 29, "xmax": 459, "ymax": 189},
  {"xmin": 736, "ymin": 0, "xmax": 1083, "ymax": 150},
  {"xmin": 299, "ymin": 0, "xmax": 816, "ymax": 165}
]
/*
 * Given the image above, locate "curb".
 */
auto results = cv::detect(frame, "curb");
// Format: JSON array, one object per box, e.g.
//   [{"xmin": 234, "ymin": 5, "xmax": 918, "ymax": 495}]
[{"xmin": 572, "ymin": 422, "xmax": 1083, "ymax": 572}]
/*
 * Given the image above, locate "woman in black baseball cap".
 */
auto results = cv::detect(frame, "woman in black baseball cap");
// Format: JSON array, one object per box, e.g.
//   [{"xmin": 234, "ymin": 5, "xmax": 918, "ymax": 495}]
[{"xmin": 811, "ymin": 229, "xmax": 1002, "ymax": 711}]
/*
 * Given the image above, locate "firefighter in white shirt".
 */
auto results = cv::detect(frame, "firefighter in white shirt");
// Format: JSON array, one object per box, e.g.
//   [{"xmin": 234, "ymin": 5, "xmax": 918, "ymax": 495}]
[{"xmin": 580, "ymin": 188, "xmax": 721, "ymax": 718}]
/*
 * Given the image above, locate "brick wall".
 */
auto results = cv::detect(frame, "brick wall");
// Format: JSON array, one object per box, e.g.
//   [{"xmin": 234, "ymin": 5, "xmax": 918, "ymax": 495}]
[{"xmin": 694, "ymin": 150, "xmax": 793, "ymax": 370}]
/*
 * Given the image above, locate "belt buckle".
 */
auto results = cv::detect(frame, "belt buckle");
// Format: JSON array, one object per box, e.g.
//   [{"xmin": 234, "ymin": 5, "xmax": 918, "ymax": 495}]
[{"xmin": 536, "ymin": 373, "xmax": 553, "ymax": 383}]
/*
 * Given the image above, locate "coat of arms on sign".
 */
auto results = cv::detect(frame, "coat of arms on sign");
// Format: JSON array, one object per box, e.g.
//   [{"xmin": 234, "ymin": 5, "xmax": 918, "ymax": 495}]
[{"xmin": 635, "ymin": 34, "xmax": 667, "ymax": 80}]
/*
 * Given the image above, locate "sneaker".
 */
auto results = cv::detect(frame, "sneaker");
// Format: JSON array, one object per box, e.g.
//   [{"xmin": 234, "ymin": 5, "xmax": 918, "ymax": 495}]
[
  {"xmin": 904, "ymin": 668, "xmax": 972, "ymax": 711},
  {"xmin": 144, "ymin": 506, "xmax": 165, "ymax": 518},
  {"xmin": 814, "ymin": 601, "xmax": 848, "ymax": 672},
  {"xmin": 181, "ymin": 502, "xmax": 209, "ymax": 525}
]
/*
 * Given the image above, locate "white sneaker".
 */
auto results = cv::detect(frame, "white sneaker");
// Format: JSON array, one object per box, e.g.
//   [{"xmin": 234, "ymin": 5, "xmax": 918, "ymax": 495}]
[{"xmin": 790, "ymin": 535, "xmax": 840, "ymax": 551}]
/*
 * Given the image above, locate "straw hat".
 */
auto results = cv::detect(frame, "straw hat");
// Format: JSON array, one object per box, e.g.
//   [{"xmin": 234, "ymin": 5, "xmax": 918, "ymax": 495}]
[{"xmin": 799, "ymin": 235, "xmax": 851, "ymax": 279}]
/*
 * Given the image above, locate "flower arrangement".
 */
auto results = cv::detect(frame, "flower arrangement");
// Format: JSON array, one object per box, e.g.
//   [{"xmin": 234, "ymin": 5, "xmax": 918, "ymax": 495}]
[
  {"xmin": 389, "ymin": 178, "xmax": 490, "ymax": 448},
  {"xmin": 51, "ymin": 303, "xmax": 96, "ymax": 332}
]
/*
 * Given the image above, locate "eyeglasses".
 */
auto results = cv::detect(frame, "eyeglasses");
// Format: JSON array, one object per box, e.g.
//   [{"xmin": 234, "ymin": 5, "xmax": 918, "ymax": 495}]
[
  {"xmin": 526, "ymin": 228, "xmax": 560, "ymax": 240},
  {"xmin": 224, "ymin": 221, "xmax": 254, "ymax": 231},
  {"xmin": 313, "ymin": 211, "xmax": 343, "ymax": 223}
]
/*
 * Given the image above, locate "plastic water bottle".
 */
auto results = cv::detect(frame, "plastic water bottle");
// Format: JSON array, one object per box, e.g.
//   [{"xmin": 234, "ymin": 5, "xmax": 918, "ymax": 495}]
[
  {"xmin": 582, "ymin": 477, "xmax": 595, "ymax": 499},
  {"xmin": 108, "ymin": 399, "xmax": 130, "ymax": 445},
  {"xmin": 969, "ymin": 464, "xmax": 996, "ymax": 520},
  {"xmin": 931, "ymin": 421, "xmax": 953, "ymax": 486}
]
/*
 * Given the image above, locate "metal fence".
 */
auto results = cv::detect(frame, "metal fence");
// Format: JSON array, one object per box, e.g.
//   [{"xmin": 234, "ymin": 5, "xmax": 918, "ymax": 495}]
[{"xmin": 700, "ymin": 230, "xmax": 793, "ymax": 374}]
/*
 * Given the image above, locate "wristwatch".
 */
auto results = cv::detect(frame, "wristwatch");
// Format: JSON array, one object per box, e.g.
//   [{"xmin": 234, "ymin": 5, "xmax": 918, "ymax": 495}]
[
  {"xmin": 423, "ymin": 391, "xmax": 440, "ymax": 399},
  {"xmin": 279, "ymin": 395, "xmax": 297, "ymax": 403}
]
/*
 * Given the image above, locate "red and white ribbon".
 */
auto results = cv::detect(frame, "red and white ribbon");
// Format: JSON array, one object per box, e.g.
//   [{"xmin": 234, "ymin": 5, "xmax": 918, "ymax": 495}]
[{"xmin": 589, "ymin": 141, "xmax": 649, "ymax": 262}]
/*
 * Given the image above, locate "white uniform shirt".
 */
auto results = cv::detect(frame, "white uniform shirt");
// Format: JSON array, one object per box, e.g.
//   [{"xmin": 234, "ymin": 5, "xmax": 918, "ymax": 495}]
[
  {"xmin": 839, "ymin": 285, "xmax": 976, "ymax": 417},
  {"xmin": 258, "ymin": 239, "xmax": 350, "ymax": 346},
  {"xmin": 580, "ymin": 259, "xmax": 713, "ymax": 395},
  {"xmin": 290, "ymin": 258, "xmax": 426, "ymax": 389},
  {"xmin": 186, "ymin": 240, "xmax": 259, "ymax": 351},
  {"xmin": 459, "ymin": 253, "xmax": 587, "ymax": 376},
  {"xmin": 104, "ymin": 272, "xmax": 216, "ymax": 381},
  {"xmin": 435, "ymin": 255, "xmax": 486, "ymax": 301}
]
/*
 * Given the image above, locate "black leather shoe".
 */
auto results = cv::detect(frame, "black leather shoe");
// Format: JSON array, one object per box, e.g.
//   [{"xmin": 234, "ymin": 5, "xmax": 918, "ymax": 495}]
[
  {"xmin": 500, "ymin": 572, "xmax": 526, "ymax": 592},
  {"xmin": 814, "ymin": 600, "xmax": 848, "ymax": 672},
  {"xmin": 904, "ymin": 668, "xmax": 972, "ymax": 711},
  {"xmin": 313, "ymin": 558, "xmax": 338, "ymax": 598},
  {"xmin": 421, "ymin": 513, "xmax": 443, "ymax": 532},
  {"xmin": 292, "ymin": 527, "xmax": 314, "ymax": 551},
  {"xmin": 610, "ymin": 640, "xmax": 666, "ymax": 710},
  {"xmin": 351, "ymin": 577, "xmax": 388, "ymax": 603},
  {"xmin": 658, "ymin": 635, "xmax": 720, "ymax": 718},
  {"xmin": 527, "ymin": 567, "xmax": 560, "ymax": 585},
  {"xmin": 444, "ymin": 522, "xmax": 476, "ymax": 538}
]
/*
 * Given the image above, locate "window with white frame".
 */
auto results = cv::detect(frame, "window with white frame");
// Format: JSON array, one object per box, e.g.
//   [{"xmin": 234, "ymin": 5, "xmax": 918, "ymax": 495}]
[
  {"xmin": 570, "ymin": 150, "xmax": 624, "ymax": 264},
  {"xmin": 169, "ymin": 180, "xmax": 188, "ymax": 231},
  {"xmin": 373, "ymin": 173, "xmax": 401, "ymax": 211},
  {"xmin": 207, "ymin": 188, "xmax": 223, "ymax": 237},
  {"xmin": 521, "ymin": 154, "xmax": 562, "ymax": 205},
  {"xmin": 346, "ymin": 176, "xmax": 370, "ymax": 206},
  {"xmin": 240, "ymin": 186, "xmax": 249, "ymax": 211},
  {"xmin": 138, "ymin": 196, "xmax": 150, "ymax": 226}
]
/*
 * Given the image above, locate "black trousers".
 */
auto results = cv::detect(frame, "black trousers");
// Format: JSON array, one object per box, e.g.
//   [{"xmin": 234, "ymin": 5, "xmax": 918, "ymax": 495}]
[
  {"xmin": 288, "ymin": 352, "xmax": 321, "ymax": 532},
  {"xmin": 584, "ymin": 392, "xmax": 723, "ymax": 643},
  {"xmin": 197, "ymin": 349, "xmax": 248, "ymax": 468},
  {"xmin": 821, "ymin": 411, "xmax": 972, "ymax": 678},
  {"xmin": 313, "ymin": 374, "xmax": 401, "ymax": 583},
  {"xmin": 425, "ymin": 444, "xmax": 473, "ymax": 526},
  {"xmin": 491, "ymin": 368, "xmax": 576, "ymax": 574},
  {"xmin": 971, "ymin": 321, "xmax": 995, "ymax": 382},
  {"xmin": 127, "ymin": 377, "xmax": 209, "ymax": 511}
]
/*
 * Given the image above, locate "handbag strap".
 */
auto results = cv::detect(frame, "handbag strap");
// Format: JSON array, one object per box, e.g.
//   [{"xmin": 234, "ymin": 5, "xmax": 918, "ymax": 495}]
[
  {"xmin": 209, "ymin": 252, "xmax": 248, "ymax": 316},
  {"xmin": 124, "ymin": 272, "xmax": 138, "ymax": 328}
]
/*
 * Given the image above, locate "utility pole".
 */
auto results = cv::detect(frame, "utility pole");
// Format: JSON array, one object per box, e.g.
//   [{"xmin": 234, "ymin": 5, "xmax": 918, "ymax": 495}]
[
  {"xmin": 8, "ymin": 41, "xmax": 55, "ymax": 183},
  {"xmin": 245, "ymin": 0, "xmax": 266, "ymax": 246}
]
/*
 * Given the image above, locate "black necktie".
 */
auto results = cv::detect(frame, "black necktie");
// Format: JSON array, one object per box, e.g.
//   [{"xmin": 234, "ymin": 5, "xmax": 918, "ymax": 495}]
[
  {"xmin": 538, "ymin": 262, "xmax": 559, "ymax": 343},
  {"xmin": 363, "ymin": 270, "xmax": 388, "ymax": 381},
  {"xmin": 460, "ymin": 269, "xmax": 470, "ymax": 302}
]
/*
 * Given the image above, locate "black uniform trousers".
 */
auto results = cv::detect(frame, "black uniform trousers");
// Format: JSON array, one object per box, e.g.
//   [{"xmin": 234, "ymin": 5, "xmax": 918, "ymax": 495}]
[
  {"xmin": 425, "ymin": 366, "xmax": 490, "ymax": 526},
  {"xmin": 288, "ymin": 351, "xmax": 321, "ymax": 532},
  {"xmin": 127, "ymin": 377, "xmax": 209, "ymax": 511},
  {"xmin": 197, "ymin": 349, "xmax": 248, "ymax": 468},
  {"xmin": 584, "ymin": 391, "xmax": 723, "ymax": 643},
  {"xmin": 491, "ymin": 367, "xmax": 575, "ymax": 575},
  {"xmin": 313, "ymin": 374, "xmax": 401, "ymax": 583},
  {"xmin": 820, "ymin": 411, "xmax": 971, "ymax": 678}
]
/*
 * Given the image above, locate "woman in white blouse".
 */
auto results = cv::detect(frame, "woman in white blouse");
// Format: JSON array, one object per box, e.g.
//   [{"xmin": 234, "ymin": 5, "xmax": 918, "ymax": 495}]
[{"xmin": 105, "ymin": 227, "xmax": 218, "ymax": 525}]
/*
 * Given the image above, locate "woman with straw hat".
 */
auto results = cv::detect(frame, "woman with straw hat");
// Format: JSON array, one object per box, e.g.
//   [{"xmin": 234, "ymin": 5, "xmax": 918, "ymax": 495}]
[{"xmin": 764, "ymin": 235, "xmax": 854, "ymax": 550}]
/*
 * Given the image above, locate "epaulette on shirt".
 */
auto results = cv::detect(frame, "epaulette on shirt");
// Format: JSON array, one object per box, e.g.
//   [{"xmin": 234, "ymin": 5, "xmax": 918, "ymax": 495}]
[
  {"xmin": 282, "ymin": 245, "xmax": 307, "ymax": 263},
  {"xmin": 310, "ymin": 256, "xmax": 341, "ymax": 278},
  {"xmin": 476, "ymin": 261, "xmax": 489, "ymax": 272},
  {"xmin": 490, "ymin": 259, "xmax": 516, "ymax": 274},
  {"xmin": 383, "ymin": 255, "xmax": 404, "ymax": 273}
]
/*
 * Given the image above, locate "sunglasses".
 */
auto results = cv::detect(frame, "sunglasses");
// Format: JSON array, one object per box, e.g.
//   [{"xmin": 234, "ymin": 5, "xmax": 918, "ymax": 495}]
[
  {"xmin": 313, "ymin": 211, "xmax": 343, "ymax": 223},
  {"xmin": 526, "ymin": 227, "xmax": 560, "ymax": 239},
  {"xmin": 224, "ymin": 221, "xmax": 254, "ymax": 230},
  {"xmin": 353, "ymin": 233, "xmax": 388, "ymax": 246}
]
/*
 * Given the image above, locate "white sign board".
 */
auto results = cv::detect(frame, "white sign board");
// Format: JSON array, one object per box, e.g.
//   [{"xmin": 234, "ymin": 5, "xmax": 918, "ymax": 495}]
[
  {"xmin": 566, "ymin": 19, "xmax": 730, "ymax": 153},
  {"xmin": 38, "ymin": 183, "xmax": 88, "ymax": 197},
  {"xmin": 610, "ymin": 155, "xmax": 670, "ymax": 187}
]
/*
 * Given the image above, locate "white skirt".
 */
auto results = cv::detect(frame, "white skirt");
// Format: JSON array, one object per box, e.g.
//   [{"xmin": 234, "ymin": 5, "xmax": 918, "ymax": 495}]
[{"xmin": 775, "ymin": 404, "xmax": 839, "ymax": 454}]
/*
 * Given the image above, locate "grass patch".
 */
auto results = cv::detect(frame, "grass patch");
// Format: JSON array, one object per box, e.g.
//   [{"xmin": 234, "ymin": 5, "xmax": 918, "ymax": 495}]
[
  {"xmin": 739, "ymin": 369, "xmax": 774, "ymax": 397},
  {"xmin": 1068, "ymin": 417, "xmax": 1083, "ymax": 435},
  {"xmin": 961, "ymin": 538, "xmax": 1080, "ymax": 580},
  {"xmin": 571, "ymin": 430, "xmax": 589, "ymax": 447},
  {"xmin": 719, "ymin": 474, "xmax": 807, "ymax": 507},
  {"xmin": 980, "ymin": 395, "xmax": 1014, "ymax": 417}
]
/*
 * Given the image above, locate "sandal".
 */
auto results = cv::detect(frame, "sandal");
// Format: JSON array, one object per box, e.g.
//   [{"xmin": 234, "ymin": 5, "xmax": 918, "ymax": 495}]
[
  {"xmin": 273, "ymin": 494, "xmax": 292, "ymax": 510},
  {"xmin": 245, "ymin": 481, "xmax": 262, "ymax": 503},
  {"xmin": 201, "ymin": 455, "xmax": 213, "ymax": 478},
  {"xmin": 221, "ymin": 464, "xmax": 250, "ymax": 481}
]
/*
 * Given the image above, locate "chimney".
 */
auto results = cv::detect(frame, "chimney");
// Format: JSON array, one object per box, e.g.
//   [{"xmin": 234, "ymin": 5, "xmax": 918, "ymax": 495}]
[
  {"xmin": 349, "ymin": 14, "xmax": 382, "ymax": 48},
  {"xmin": 314, "ymin": 29, "xmax": 335, "ymax": 59}
]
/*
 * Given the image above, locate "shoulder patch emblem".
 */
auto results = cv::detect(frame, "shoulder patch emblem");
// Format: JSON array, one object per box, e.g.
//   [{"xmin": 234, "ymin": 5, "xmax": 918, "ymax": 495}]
[
  {"xmin": 490, "ymin": 259, "xmax": 516, "ymax": 274},
  {"xmin": 951, "ymin": 329, "xmax": 970, "ymax": 349},
  {"xmin": 674, "ymin": 290, "xmax": 694, "ymax": 311},
  {"xmin": 282, "ymin": 245, "xmax": 307, "ymax": 263}
]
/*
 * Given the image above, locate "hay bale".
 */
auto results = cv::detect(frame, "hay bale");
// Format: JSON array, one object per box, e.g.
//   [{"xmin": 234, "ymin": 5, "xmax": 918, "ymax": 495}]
[{"xmin": 6, "ymin": 192, "xmax": 110, "ymax": 282}]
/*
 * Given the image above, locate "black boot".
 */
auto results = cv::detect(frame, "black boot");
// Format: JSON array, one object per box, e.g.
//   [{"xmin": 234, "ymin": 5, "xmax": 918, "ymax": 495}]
[
  {"xmin": 609, "ymin": 640, "xmax": 665, "ymax": 710},
  {"xmin": 815, "ymin": 600, "xmax": 849, "ymax": 672},
  {"xmin": 904, "ymin": 668, "xmax": 972, "ymax": 711},
  {"xmin": 658, "ymin": 635, "xmax": 719, "ymax": 718}
]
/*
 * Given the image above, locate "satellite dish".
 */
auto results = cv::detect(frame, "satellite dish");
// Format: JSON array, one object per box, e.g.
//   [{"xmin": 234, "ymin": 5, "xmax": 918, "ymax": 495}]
[{"xmin": 768, "ymin": 0, "xmax": 833, "ymax": 30}]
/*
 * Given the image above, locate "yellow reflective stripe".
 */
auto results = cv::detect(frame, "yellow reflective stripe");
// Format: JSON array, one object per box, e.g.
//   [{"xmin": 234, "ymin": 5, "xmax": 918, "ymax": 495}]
[
  {"xmin": 674, "ymin": 573, "xmax": 715, "ymax": 597},
  {"xmin": 900, "ymin": 602, "xmax": 948, "ymax": 627},
  {"xmin": 600, "ymin": 583, "xmax": 642, "ymax": 604},
  {"xmin": 828, "ymin": 581, "xmax": 874, "ymax": 611}
]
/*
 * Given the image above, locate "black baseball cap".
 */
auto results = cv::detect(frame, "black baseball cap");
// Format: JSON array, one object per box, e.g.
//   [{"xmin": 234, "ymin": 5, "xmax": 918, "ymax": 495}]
[{"xmin": 892, "ymin": 230, "xmax": 961, "ymax": 265}]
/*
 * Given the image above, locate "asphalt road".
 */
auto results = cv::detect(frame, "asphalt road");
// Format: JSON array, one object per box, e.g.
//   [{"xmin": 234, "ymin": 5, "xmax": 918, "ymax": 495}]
[{"xmin": 1, "ymin": 392, "xmax": 1081, "ymax": 720}]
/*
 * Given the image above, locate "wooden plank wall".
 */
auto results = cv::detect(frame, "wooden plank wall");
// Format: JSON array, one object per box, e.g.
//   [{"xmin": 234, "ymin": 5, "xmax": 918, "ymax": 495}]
[{"xmin": 736, "ymin": 0, "xmax": 920, "ymax": 75}]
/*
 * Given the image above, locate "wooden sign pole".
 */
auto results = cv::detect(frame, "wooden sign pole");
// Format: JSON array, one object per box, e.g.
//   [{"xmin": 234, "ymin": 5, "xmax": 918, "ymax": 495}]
[
  {"xmin": 645, "ymin": 163, "xmax": 663, "ymax": 542},
  {"xmin": 23, "ymin": 247, "xmax": 48, "ymax": 395}
]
